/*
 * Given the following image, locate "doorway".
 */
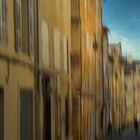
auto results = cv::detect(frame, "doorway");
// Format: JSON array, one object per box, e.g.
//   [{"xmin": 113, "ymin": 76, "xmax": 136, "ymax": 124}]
[
  {"xmin": 20, "ymin": 89, "xmax": 33, "ymax": 140},
  {"xmin": 42, "ymin": 75, "xmax": 51, "ymax": 140},
  {"xmin": 72, "ymin": 96, "xmax": 80, "ymax": 140},
  {"xmin": 44, "ymin": 95, "xmax": 51, "ymax": 140}
]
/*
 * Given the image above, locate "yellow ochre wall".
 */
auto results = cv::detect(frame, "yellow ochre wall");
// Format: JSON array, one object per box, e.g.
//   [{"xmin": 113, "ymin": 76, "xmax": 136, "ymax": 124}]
[
  {"xmin": 0, "ymin": 0, "xmax": 35, "ymax": 140},
  {"xmin": 38, "ymin": 0, "xmax": 71, "ymax": 140}
]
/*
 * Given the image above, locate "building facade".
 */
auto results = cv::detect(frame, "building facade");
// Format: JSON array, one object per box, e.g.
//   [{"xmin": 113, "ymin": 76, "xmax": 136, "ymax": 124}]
[
  {"xmin": 71, "ymin": 0, "xmax": 96, "ymax": 140},
  {"xmin": 119, "ymin": 58, "xmax": 125, "ymax": 130},
  {"xmin": 124, "ymin": 55, "xmax": 134, "ymax": 125},
  {"xmin": 38, "ymin": 0, "xmax": 72, "ymax": 140},
  {"xmin": 94, "ymin": 0, "xmax": 103, "ymax": 138},
  {"xmin": 102, "ymin": 27, "xmax": 110, "ymax": 135},
  {"xmin": 133, "ymin": 62, "xmax": 140, "ymax": 119},
  {"xmin": 1, "ymin": 0, "xmax": 140, "ymax": 140},
  {"xmin": 0, "ymin": 0, "xmax": 36, "ymax": 140},
  {"xmin": 109, "ymin": 43, "xmax": 123, "ymax": 132},
  {"xmin": 71, "ymin": 0, "xmax": 103, "ymax": 140}
]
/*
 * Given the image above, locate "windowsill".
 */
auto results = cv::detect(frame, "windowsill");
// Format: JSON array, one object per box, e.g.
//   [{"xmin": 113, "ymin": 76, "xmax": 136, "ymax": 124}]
[
  {"xmin": 0, "ymin": 43, "xmax": 8, "ymax": 48},
  {"xmin": 0, "ymin": 46, "xmax": 34, "ymax": 66}
]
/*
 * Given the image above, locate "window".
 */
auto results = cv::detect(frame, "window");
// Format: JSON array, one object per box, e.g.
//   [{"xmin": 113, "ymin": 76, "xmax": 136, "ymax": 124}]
[
  {"xmin": 28, "ymin": 0, "xmax": 33, "ymax": 55},
  {"xmin": 57, "ymin": 75, "xmax": 60, "ymax": 95},
  {"xmin": 55, "ymin": 97, "xmax": 61, "ymax": 140},
  {"xmin": 20, "ymin": 89, "xmax": 33, "ymax": 140},
  {"xmin": 14, "ymin": 0, "xmax": 33, "ymax": 54},
  {"xmin": 87, "ymin": 116, "xmax": 91, "ymax": 140},
  {"xmin": 42, "ymin": 19, "xmax": 49, "ymax": 66},
  {"xmin": 44, "ymin": 95, "xmax": 51, "ymax": 140},
  {"xmin": 21, "ymin": 0, "xmax": 29, "ymax": 52},
  {"xmin": 86, "ymin": 34, "xmax": 89, "ymax": 48},
  {"xmin": 63, "ymin": 37, "xmax": 68, "ymax": 73},
  {"xmin": 87, "ymin": 0, "xmax": 90, "ymax": 16},
  {"xmin": 90, "ymin": 114, "xmax": 94, "ymax": 140},
  {"xmin": 14, "ymin": 0, "xmax": 22, "ymax": 51},
  {"xmin": 82, "ymin": 33, "xmax": 89, "ymax": 48},
  {"xmin": 0, "ymin": 88, "xmax": 4, "ymax": 140},
  {"xmin": 84, "ymin": 0, "xmax": 87, "ymax": 8},
  {"xmin": 54, "ymin": 29, "xmax": 60, "ymax": 70},
  {"xmin": 0, "ymin": 0, "xmax": 7, "ymax": 45}
]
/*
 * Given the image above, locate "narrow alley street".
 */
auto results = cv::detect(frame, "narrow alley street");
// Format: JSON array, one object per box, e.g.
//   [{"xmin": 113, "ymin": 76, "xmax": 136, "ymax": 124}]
[
  {"xmin": 105, "ymin": 125, "xmax": 140, "ymax": 140},
  {"xmin": 0, "ymin": 0, "xmax": 140, "ymax": 140},
  {"xmin": 106, "ymin": 135, "xmax": 140, "ymax": 140},
  {"xmin": 106, "ymin": 134, "xmax": 140, "ymax": 140}
]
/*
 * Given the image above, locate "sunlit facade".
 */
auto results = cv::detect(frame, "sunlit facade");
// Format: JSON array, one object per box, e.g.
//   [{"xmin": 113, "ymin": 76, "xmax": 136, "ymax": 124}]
[
  {"xmin": 71, "ymin": 0, "xmax": 103, "ymax": 140},
  {"xmin": 0, "ymin": 0, "xmax": 140, "ymax": 140},
  {"xmin": 0, "ymin": 0, "xmax": 35, "ymax": 140},
  {"xmin": 38, "ymin": 0, "xmax": 71, "ymax": 140}
]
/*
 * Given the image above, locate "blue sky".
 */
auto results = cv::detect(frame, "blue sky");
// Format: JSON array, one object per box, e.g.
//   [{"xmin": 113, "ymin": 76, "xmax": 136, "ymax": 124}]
[{"xmin": 102, "ymin": 0, "xmax": 140, "ymax": 60}]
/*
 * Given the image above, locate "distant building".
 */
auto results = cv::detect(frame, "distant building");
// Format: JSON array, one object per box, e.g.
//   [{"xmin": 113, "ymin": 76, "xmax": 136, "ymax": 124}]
[
  {"xmin": 119, "ymin": 57, "xmax": 125, "ymax": 129},
  {"xmin": 102, "ymin": 26, "xmax": 110, "ymax": 135},
  {"xmin": 133, "ymin": 61, "xmax": 140, "ymax": 118},
  {"xmin": 109, "ymin": 43, "xmax": 124, "ymax": 132},
  {"xmin": 124, "ymin": 55, "xmax": 134, "ymax": 125}
]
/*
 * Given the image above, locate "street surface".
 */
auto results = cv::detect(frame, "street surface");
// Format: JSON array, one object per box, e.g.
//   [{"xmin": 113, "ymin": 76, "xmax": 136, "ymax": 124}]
[{"xmin": 105, "ymin": 125, "xmax": 140, "ymax": 140}]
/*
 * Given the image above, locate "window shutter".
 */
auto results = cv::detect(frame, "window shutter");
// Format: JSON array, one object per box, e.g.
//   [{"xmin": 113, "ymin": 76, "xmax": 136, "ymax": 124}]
[
  {"xmin": 0, "ymin": 0, "xmax": 7, "ymax": 44},
  {"xmin": 20, "ymin": 89, "xmax": 33, "ymax": 140},
  {"xmin": 63, "ymin": 37, "xmax": 68, "ymax": 72},
  {"xmin": 14, "ymin": 0, "xmax": 22, "ymax": 51},
  {"xmin": 42, "ymin": 19, "xmax": 49, "ymax": 66},
  {"xmin": 54, "ymin": 29, "xmax": 60, "ymax": 70},
  {"xmin": 28, "ymin": 0, "xmax": 33, "ymax": 55}
]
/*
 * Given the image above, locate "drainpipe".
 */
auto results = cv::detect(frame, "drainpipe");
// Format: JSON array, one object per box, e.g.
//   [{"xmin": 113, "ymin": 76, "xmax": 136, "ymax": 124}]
[
  {"xmin": 101, "ymin": 33, "xmax": 105, "ymax": 135},
  {"xmin": 94, "ymin": 0, "xmax": 97, "ymax": 138},
  {"xmin": 94, "ymin": 37, "xmax": 97, "ymax": 140},
  {"xmin": 77, "ymin": 0, "xmax": 83, "ymax": 139},
  {"xmin": 80, "ymin": 19, "xmax": 82, "ymax": 140},
  {"xmin": 95, "ymin": 47, "xmax": 97, "ymax": 140},
  {"xmin": 34, "ymin": 0, "xmax": 40, "ymax": 140}
]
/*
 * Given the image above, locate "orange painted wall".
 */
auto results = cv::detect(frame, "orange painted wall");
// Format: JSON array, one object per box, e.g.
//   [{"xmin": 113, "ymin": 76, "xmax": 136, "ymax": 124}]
[{"xmin": 80, "ymin": 0, "xmax": 95, "ymax": 94}]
